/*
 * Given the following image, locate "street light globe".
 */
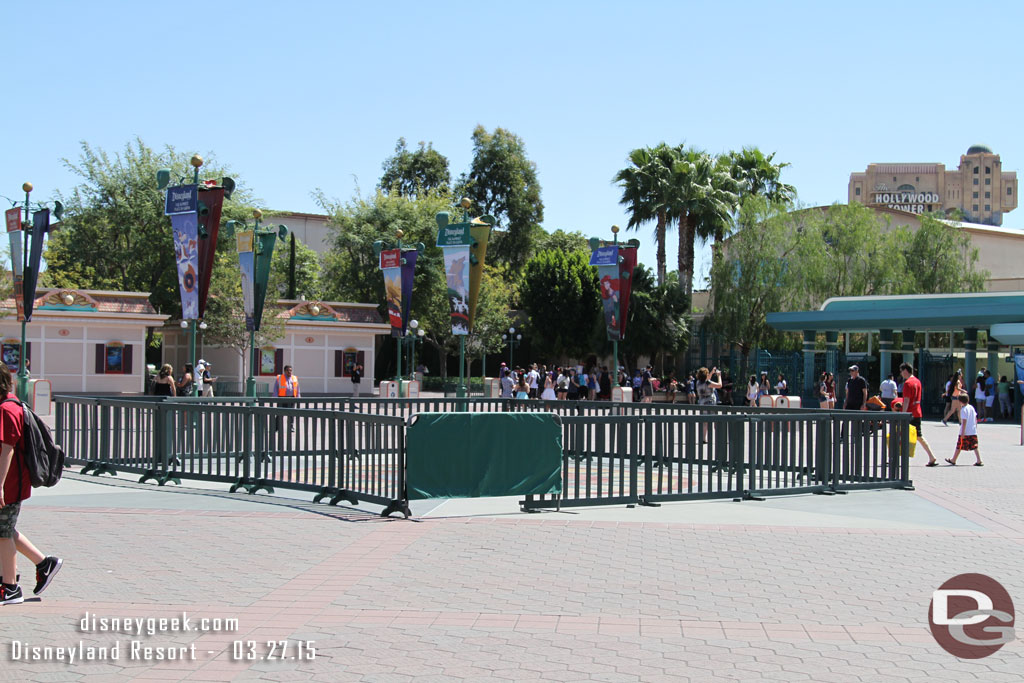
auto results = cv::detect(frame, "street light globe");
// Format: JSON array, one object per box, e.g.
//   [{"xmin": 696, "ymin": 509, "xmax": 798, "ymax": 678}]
[
  {"xmin": 252, "ymin": 208, "xmax": 263, "ymax": 220},
  {"xmin": 190, "ymin": 154, "xmax": 204, "ymax": 168},
  {"xmin": 460, "ymin": 197, "xmax": 472, "ymax": 209},
  {"xmin": 611, "ymin": 225, "xmax": 620, "ymax": 234},
  {"xmin": 409, "ymin": 319, "xmax": 418, "ymax": 330},
  {"xmin": 508, "ymin": 326, "xmax": 515, "ymax": 334},
  {"xmin": 180, "ymin": 321, "xmax": 189, "ymax": 329},
  {"xmin": 22, "ymin": 182, "xmax": 32, "ymax": 193},
  {"xmin": 199, "ymin": 322, "xmax": 208, "ymax": 330},
  {"xmin": 516, "ymin": 334, "xmax": 522, "ymax": 341},
  {"xmin": 417, "ymin": 329, "xmax": 425, "ymax": 337}
]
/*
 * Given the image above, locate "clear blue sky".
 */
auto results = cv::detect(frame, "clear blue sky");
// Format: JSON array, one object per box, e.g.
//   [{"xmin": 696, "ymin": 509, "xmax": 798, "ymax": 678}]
[{"xmin": 3, "ymin": 1, "xmax": 1022, "ymax": 284}]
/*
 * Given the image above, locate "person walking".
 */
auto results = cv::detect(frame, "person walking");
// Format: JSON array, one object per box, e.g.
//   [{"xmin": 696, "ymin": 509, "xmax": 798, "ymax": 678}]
[
  {"xmin": 515, "ymin": 372, "xmax": 530, "ymax": 400},
  {"xmin": 351, "ymin": 363, "xmax": 362, "ymax": 397},
  {"xmin": 540, "ymin": 370, "xmax": 557, "ymax": 401},
  {"xmin": 941, "ymin": 370, "xmax": 963, "ymax": 425},
  {"xmin": 176, "ymin": 363, "xmax": 195, "ymax": 397},
  {"xmin": 640, "ymin": 365, "xmax": 654, "ymax": 403},
  {"xmin": 973, "ymin": 371, "xmax": 987, "ymax": 418},
  {"xmin": 844, "ymin": 365, "xmax": 868, "ymax": 411},
  {"xmin": 0, "ymin": 364, "xmax": 63, "ymax": 605},
  {"xmin": 879, "ymin": 374, "xmax": 898, "ymax": 410},
  {"xmin": 695, "ymin": 367, "xmax": 722, "ymax": 442},
  {"xmin": 983, "ymin": 370, "xmax": 996, "ymax": 422},
  {"xmin": 275, "ymin": 365, "xmax": 300, "ymax": 432},
  {"xmin": 499, "ymin": 367, "xmax": 514, "ymax": 398},
  {"xmin": 747, "ymin": 375, "xmax": 760, "ymax": 407},
  {"xmin": 152, "ymin": 363, "xmax": 177, "ymax": 396},
  {"xmin": 775, "ymin": 373, "xmax": 788, "ymax": 396},
  {"xmin": 899, "ymin": 363, "xmax": 938, "ymax": 467},
  {"xmin": 946, "ymin": 393, "xmax": 983, "ymax": 466},
  {"xmin": 997, "ymin": 375, "xmax": 1011, "ymax": 419},
  {"xmin": 526, "ymin": 365, "xmax": 540, "ymax": 399}
]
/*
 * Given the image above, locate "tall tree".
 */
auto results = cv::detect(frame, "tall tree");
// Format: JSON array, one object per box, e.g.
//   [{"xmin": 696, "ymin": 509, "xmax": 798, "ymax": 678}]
[
  {"xmin": 534, "ymin": 228, "xmax": 590, "ymax": 256},
  {"xmin": 617, "ymin": 266, "xmax": 690, "ymax": 371},
  {"xmin": 44, "ymin": 138, "xmax": 254, "ymax": 315},
  {"xmin": 457, "ymin": 126, "xmax": 543, "ymax": 271},
  {"xmin": 379, "ymin": 137, "xmax": 450, "ymax": 198},
  {"xmin": 669, "ymin": 148, "xmax": 739, "ymax": 297},
  {"xmin": 726, "ymin": 147, "xmax": 796, "ymax": 205},
  {"xmin": 520, "ymin": 249, "xmax": 600, "ymax": 360},
  {"xmin": 613, "ymin": 144, "xmax": 675, "ymax": 285},
  {"xmin": 895, "ymin": 213, "xmax": 987, "ymax": 294}
]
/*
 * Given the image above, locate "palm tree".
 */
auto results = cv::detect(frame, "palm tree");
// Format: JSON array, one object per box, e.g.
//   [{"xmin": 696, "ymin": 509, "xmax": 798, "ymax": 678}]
[
  {"xmin": 614, "ymin": 145, "xmax": 675, "ymax": 285},
  {"xmin": 668, "ymin": 147, "xmax": 739, "ymax": 298},
  {"xmin": 727, "ymin": 147, "xmax": 796, "ymax": 205}
]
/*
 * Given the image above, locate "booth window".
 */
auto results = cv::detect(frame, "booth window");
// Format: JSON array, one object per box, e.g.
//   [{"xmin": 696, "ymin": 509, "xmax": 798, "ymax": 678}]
[
  {"xmin": 335, "ymin": 349, "xmax": 365, "ymax": 377},
  {"xmin": 854, "ymin": 187, "xmax": 860, "ymax": 196},
  {"xmin": 259, "ymin": 348, "xmax": 284, "ymax": 376},
  {"xmin": 1009, "ymin": 187, "xmax": 1014, "ymax": 196},
  {"xmin": 94, "ymin": 343, "xmax": 132, "ymax": 375}
]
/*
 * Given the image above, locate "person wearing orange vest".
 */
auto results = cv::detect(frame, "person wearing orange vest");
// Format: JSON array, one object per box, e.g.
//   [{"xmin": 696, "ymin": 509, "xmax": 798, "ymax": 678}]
[{"xmin": 276, "ymin": 365, "xmax": 300, "ymax": 397}]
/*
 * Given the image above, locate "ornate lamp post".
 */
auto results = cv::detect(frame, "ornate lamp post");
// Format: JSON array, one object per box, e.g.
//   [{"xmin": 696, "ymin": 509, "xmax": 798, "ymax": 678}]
[
  {"xmin": 5, "ymin": 183, "xmax": 63, "ymax": 400},
  {"xmin": 374, "ymin": 230, "xmax": 423, "ymax": 398},
  {"xmin": 589, "ymin": 225, "xmax": 639, "ymax": 398},
  {"xmin": 502, "ymin": 326, "xmax": 522, "ymax": 368},
  {"xmin": 225, "ymin": 209, "xmax": 289, "ymax": 397}
]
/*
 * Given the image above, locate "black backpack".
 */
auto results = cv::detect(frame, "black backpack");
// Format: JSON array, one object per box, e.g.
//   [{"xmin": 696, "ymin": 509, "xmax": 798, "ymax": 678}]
[{"xmin": 1, "ymin": 398, "xmax": 65, "ymax": 487}]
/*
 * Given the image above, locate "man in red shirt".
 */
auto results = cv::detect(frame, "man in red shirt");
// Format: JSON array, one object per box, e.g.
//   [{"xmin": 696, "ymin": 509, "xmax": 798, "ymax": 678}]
[
  {"xmin": 0, "ymin": 364, "xmax": 62, "ymax": 605},
  {"xmin": 900, "ymin": 362, "xmax": 937, "ymax": 467}
]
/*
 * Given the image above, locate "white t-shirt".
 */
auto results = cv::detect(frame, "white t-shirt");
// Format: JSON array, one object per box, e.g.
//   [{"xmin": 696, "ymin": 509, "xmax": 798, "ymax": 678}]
[
  {"xmin": 880, "ymin": 379, "xmax": 897, "ymax": 399},
  {"xmin": 959, "ymin": 404, "xmax": 978, "ymax": 436},
  {"xmin": 747, "ymin": 383, "xmax": 759, "ymax": 401},
  {"xmin": 974, "ymin": 382, "xmax": 986, "ymax": 400},
  {"xmin": 527, "ymin": 370, "xmax": 539, "ymax": 389}
]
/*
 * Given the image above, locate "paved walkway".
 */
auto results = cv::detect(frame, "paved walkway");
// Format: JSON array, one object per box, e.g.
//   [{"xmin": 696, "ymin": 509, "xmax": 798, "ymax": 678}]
[{"xmin": 1, "ymin": 419, "xmax": 1022, "ymax": 681}]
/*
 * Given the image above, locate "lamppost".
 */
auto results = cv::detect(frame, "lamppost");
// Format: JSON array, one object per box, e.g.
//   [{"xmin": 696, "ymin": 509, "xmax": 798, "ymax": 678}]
[
  {"xmin": 407, "ymin": 320, "xmax": 425, "ymax": 380},
  {"xmin": 5, "ymin": 183, "xmax": 63, "ymax": 400},
  {"xmin": 502, "ymin": 326, "xmax": 522, "ymax": 368},
  {"xmin": 589, "ymin": 225, "xmax": 639, "ymax": 399},
  {"xmin": 225, "ymin": 209, "xmax": 289, "ymax": 397}
]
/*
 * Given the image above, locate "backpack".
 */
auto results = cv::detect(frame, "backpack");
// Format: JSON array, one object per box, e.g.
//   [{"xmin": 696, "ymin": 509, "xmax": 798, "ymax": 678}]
[{"xmin": 1, "ymin": 398, "xmax": 65, "ymax": 488}]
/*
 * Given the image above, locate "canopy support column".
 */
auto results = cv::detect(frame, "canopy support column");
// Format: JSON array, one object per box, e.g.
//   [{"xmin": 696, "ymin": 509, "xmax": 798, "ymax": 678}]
[
  {"xmin": 803, "ymin": 330, "xmax": 816, "ymax": 401},
  {"xmin": 901, "ymin": 330, "xmax": 916, "ymax": 368},
  {"xmin": 879, "ymin": 329, "xmax": 893, "ymax": 387},
  {"xmin": 825, "ymin": 331, "xmax": 838, "ymax": 375},
  {"xmin": 964, "ymin": 328, "xmax": 978, "ymax": 392}
]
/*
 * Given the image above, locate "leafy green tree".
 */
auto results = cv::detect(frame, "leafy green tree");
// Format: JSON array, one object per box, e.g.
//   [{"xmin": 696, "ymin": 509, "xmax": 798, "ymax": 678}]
[
  {"xmin": 726, "ymin": 147, "xmax": 796, "ymax": 205},
  {"xmin": 520, "ymin": 249, "xmax": 600, "ymax": 359},
  {"xmin": 669, "ymin": 147, "xmax": 739, "ymax": 297},
  {"xmin": 614, "ymin": 144, "xmax": 674, "ymax": 285},
  {"xmin": 895, "ymin": 213, "xmax": 987, "ymax": 294},
  {"xmin": 44, "ymin": 138, "xmax": 255, "ymax": 316},
  {"xmin": 379, "ymin": 138, "xmax": 450, "ymax": 198},
  {"xmin": 618, "ymin": 266, "xmax": 690, "ymax": 371},
  {"xmin": 534, "ymin": 228, "xmax": 590, "ymax": 255},
  {"xmin": 457, "ymin": 125, "xmax": 543, "ymax": 271},
  {"xmin": 269, "ymin": 233, "xmax": 323, "ymax": 301}
]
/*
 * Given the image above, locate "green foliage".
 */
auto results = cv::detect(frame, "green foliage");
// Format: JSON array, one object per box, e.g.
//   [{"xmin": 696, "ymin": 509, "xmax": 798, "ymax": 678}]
[
  {"xmin": 613, "ymin": 144, "xmax": 674, "ymax": 285},
  {"xmin": 534, "ymin": 229, "xmax": 590, "ymax": 255},
  {"xmin": 520, "ymin": 249, "xmax": 600, "ymax": 359},
  {"xmin": 708, "ymin": 199, "xmax": 990, "ymax": 351},
  {"xmin": 726, "ymin": 147, "xmax": 796, "ymax": 205},
  {"xmin": 618, "ymin": 266, "xmax": 690, "ymax": 369},
  {"xmin": 269, "ymin": 232, "xmax": 322, "ymax": 301},
  {"xmin": 379, "ymin": 138, "xmax": 451, "ymax": 198},
  {"xmin": 457, "ymin": 125, "xmax": 543, "ymax": 271},
  {"xmin": 202, "ymin": 250, "xmax": 285, "ymax": 365},
  {"xmin": 43, "ymin": 138, "xmax": 255, "ymax": 315}
]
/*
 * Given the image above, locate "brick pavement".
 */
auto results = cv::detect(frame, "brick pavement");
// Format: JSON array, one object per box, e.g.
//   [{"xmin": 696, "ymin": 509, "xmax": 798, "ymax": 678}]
[{"xmin": 0, "ymin": 421, "xmax": 1022, "ymax": 681}]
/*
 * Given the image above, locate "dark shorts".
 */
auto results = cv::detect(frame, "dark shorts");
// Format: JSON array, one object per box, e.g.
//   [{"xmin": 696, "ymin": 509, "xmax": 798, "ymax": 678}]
[
  {"xmin": 956, "ymin": 434, "xmax": 979, "ymax": 451},
  {"xmin": 910, "ymin": 417, "xmax": 923, "ymax": 438},
  {"xmin": 0, "ymin": 502, "xmax": 21, "ymax": 539},
  {"xmin": 642, "ymin": 385, "xmax": 653, "ymax": 397}
]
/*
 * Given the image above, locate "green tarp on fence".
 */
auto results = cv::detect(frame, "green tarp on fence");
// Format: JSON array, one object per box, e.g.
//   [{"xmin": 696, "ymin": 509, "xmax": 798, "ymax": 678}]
[{"xmin": 407, "ymin": 412, "xmax": 562, "ymax": 500}]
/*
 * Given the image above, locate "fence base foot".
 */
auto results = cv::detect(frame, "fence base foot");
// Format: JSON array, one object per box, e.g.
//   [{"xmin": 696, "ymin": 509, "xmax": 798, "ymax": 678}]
[
  {"xmin": 814, "ymin": 489, "xmax": 836, "ymax": 496},
  {"xmin": 380, "ymin": 499, "xmax": 411, "ymax": 518},
  {"xmin": 85, "ymin": 461, "xmax": 116, "ymax": 477},
  {"xmin": 229, "ymin": 478, "xmax": 255, "ymax": 494},
  {"xmin": 250, "ymin": 480, "xmax": 274, "ymax": 495},
  {"xmin": 312, "ymin": 487, "xmax": 335, "ymax": 504},
  {"xmin": 901, "ymin": 484, "xmax": 916, "ymax": 491},
  {"xmin": 638, "ymin": 499, "xmax": 661, "ymax": 507},
  {"xmin": 156, "ymin": 473, "xmax": 181, "ymax": 487},
  {"xmin": 328, "ymin": 490, "xmax": 359, "ymax": 507},
  {"xmin": 742, "ymin": 491, "xmax": 766, "ymax": 501}
]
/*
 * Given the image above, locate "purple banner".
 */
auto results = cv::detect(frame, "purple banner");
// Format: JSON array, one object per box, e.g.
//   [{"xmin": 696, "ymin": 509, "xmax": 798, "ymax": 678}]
[{"xmin": 171, "ymin": 212, "xmax": 199, "ymax": 319}]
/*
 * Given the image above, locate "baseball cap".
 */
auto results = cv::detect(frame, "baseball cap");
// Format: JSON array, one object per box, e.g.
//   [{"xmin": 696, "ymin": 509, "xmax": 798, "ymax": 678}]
[{"xmin": 848, "ymin": 364, "xmax": 859, "ymax": 371}]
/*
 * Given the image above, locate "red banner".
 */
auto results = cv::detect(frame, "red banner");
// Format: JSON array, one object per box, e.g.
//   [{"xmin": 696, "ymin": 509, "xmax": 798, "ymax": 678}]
[
  {"xmin": 196, "ymin": 187, "xmax": 224, "ymax": 318},
  {"xmin": 5, "ymin": 208, "xmax": 23, "ymax": 321}
]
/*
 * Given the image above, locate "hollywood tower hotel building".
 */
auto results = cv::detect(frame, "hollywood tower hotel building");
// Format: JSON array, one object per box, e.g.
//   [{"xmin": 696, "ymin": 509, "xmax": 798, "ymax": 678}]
[{"xmin": 848, "ymin": 144, "xmax": 1018, "ymax": 226}]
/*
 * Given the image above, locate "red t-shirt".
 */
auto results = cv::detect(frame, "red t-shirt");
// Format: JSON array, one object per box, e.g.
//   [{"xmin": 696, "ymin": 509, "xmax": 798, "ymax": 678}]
[
  {"xmin": 902, "ymin": 376, "xmax": 923, "ymax": 419},
  {"xmin": 0, "ymin": 392, "xmax": 30, "ymax": 504}
]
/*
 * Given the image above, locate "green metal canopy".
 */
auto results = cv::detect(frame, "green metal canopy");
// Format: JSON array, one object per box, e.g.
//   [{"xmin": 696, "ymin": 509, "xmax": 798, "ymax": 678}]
[{"xmin": 767, "ymin": 292, "xmax": 1024, "ymax": 338}]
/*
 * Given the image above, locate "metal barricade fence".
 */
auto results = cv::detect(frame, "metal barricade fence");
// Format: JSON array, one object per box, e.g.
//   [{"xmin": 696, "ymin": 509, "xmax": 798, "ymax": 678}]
[{"xmin": 55, "ymin": 395, "xmax": 910, "ymax": 518}]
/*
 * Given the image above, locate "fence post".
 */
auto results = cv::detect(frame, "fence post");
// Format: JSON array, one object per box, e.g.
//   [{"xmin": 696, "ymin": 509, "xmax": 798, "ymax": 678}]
[{"xmin": 899, "ymin": 416, "xmax": 914, "ymax": 490}]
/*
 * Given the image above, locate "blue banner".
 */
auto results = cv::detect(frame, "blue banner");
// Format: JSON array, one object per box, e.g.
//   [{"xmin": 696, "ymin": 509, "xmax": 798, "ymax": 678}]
[
  {"xmin": 165, "ymin": 185, "xmax": 197, "ymax": 215},
  {"xmin": 589, "ymin": 245, "xmax": 618, "ymax": 267},
  {"xmin": 171, "ymin": 213, "xmax": 199, "ymax": 319}
]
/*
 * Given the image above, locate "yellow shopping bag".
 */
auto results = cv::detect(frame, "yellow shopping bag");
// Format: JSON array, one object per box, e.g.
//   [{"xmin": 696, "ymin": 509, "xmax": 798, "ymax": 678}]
[{"xmin": 887, "ymin": 424, "xmax": 917, "ymax": 457}]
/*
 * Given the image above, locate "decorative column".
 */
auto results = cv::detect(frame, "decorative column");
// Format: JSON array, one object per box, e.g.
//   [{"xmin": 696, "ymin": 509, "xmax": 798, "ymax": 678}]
[
  {"xmin": 964, "ymin": 328, "xmax": 977, "ymax": 389},
  {"xmin": 825, "ymin": 331, "xmax": 838, "ymax": 375},
  {"xmin": 879, "ymin": 329, "xmax": 893, "ymax": 385},
  {"xmin": 901, "ymin": 330, "xmax": 916, "ymax": 368},
  {"xmin": 987, "ymin": 337, "xmax": 999, "ymax": 378},
  {"xmin": 802, "ymin": 331, "xmax": 816, "ymax": 401}
]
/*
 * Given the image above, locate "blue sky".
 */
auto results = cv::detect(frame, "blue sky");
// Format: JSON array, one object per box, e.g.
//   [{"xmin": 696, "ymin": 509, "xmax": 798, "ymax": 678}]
[{"xmin": 3, "ymin": 1, "xmax": 1022, "ymax": 283}]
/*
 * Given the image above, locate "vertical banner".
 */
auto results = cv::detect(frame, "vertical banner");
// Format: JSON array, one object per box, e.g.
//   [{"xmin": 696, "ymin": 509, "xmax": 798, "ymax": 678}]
[
  {"xmin": 1014, "ymin": 353, "xmax": 1024, "ymax": 388},
  {"xmin": 618, "ymin": 246, "xmax": 638, "ymax": 339},
  {"xmin": 237, "ymin": 231, "xmax": 255, "ymax": 331},
  {"xmin": 467, "ymin": 224, "xmax": 491, "ymax": 329},
  {"xmin": 443, "ymin": 246, "xmax": 471, "ymax": 335},
  {"xmin": 400, "ymin": 249, "xmax": 418, "ymax": 336},
  {"xmin": 5, "ymin": 208, "xmax": 24, "ymax": 321},
  {"xmin": 380, "ymin": 249, "xmax": 403, "ymax": 335},
  {"xmin": 22, "ymin": 209, "xmax": 49, "ymax": 322},
  {"xmin": 165, "ymin": 185, "xmax": 199, "ymax": 320},
  {"xmin": 196, "ymin": 187, "xmax": 224, "ymax": 318},
  {"xmin": 591, "ymin": 245, "xmax": 621, "ymax": 340}
]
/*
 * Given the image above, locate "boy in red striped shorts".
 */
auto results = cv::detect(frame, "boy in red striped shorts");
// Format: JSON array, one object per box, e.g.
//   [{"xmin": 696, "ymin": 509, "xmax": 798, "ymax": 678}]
[{"xmin": 947, "ymin": 393, "xmax": 983, "ymax": 466}]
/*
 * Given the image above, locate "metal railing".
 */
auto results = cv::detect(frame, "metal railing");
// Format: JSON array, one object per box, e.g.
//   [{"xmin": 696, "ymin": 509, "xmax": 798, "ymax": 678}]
[{"xmin": 55, "ymin": 395, "xmax": 911, "ymax": 518}]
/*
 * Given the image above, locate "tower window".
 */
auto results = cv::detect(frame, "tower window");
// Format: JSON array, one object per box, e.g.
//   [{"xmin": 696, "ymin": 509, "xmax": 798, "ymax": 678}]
[
  {"xmin": 985, "ymin": 192, "xmax": 990, "ymax": 199},
  {"xmin": 973, "ymin": 167, "xmax": 979, "ymax": 174},
  {"xmin": 974, "ymin": 178, "xmax": 979, "ymax": 185},
  {"xmin": 855, "ymin": 187, "xmax": 861, "ymax": 196},
  {"xmin": 1009, "ymin": 187, "xmax": 1014, "ymax": 196},
  {"xmin": 985, "ymin": 166, "xmax": 991, "ymax": 174},
  {"xmin": 973, "ymin": 204, "xmax": 979, "ymax": 211},
  {"xmin": 986, "ymin": 178, "xmax": 991, "ymax": 185},
  {"xmin": 973, "ymin": 192, "xmax": 979, "ymax": 199},
  {"xmin": 985, "ymin": 205, "xmax": 991, "ymax": 211}
]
